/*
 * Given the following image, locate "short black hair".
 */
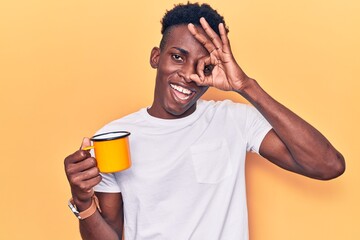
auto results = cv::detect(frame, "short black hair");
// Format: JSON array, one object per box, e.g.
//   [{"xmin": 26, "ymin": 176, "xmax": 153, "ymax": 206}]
[{"xmin": 159, "ymin": 2, "xmax": 229, "ymax": 49}]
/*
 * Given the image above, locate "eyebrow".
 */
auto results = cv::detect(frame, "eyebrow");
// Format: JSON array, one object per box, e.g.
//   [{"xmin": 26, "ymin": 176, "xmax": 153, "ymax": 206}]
[{"xmin": 172, "ymin": 47, "xmax": 189, "ymax": 55}]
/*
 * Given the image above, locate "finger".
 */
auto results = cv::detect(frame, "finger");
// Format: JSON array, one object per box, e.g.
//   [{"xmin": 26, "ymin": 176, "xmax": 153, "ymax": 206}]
[
  {"xmin": 219, "ymin": 23, "xmax": 231, "ymax": 54},
  {"xmin": 190, "ymin": 74, "xmax": 212, "ymax": 88},
  {"xmin": 80, "ymin": 137, "xmax": 91, "ymax": 150},
  {"xmin": 85, "ymin": 175, "xmax": 102, "ymax": 190},
  {"xmin": 73, "ymin": 166, "xmax": 101, "ymax": 182},
  {"xmin": 68, "ymin": 166, "xmax": 101, "ymax": 190},
  {"xmin": 72, "ymin": 174, "xmax": 102, "ymax": 195},
  {"xmin": 188, "ymin": 23, "xmax": 217, "ymax": 55},
  {"xmin": 199, "ymin": 17, "xmax": 223, "ymax": 51},
  {"xmin": 196, "ymin": 57, "xmax": 206, "ymax": 80},
  {"xmin": 64, "ymin": 148, "xmax": 91, "ymax": 165},
  {"xmin": 65, "ymin": 137, "xmax": 92, "ymax": 165},
  {"xmin": 196, "ymin": 57, "xmax": 212, "ymax": 80},
  {"xmin": 64, "ymin": 137, "xmax": 92, "ymax": 165},
  {"xmin": 81, "ymin": 174, "xmax": 102, "ymax": 191},
  {"xmin": 66, "ymin": 156, "xmax": 97, "ymax": 176},
  {"xmin": 192, "ymin": 58, "xmax": 214, "ymax": 87},
  {"xmin": 189, "ymin": 74, "xmax": 202, "ymax": 85}
]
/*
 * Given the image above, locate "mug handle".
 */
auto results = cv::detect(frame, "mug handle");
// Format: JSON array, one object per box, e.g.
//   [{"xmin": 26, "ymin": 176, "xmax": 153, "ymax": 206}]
[{"xmin": 82, "ymin": 146, "xmax": 95, "ymax": 151}]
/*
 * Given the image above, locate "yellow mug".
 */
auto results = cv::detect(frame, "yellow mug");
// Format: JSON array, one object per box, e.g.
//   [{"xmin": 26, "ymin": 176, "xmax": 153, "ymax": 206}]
[{"xmin": 83, "ymin": 131, "xmax": 131, "ymax": 173}]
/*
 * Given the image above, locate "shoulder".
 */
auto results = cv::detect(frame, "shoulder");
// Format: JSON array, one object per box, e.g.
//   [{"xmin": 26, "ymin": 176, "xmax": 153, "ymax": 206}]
[
  {"xmin": 95, "ymin": 108, "xmax": 147, "ymax": 135},
  {"xmin": 196, "ymin": 99, "xmax": 255, "ymax": 127}
]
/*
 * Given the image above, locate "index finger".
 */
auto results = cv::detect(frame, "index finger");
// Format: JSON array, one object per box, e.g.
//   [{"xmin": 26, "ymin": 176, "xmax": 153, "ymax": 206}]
[{"xmin": 65, "ymin": 148, "xmax": 91, "ymax": 165}]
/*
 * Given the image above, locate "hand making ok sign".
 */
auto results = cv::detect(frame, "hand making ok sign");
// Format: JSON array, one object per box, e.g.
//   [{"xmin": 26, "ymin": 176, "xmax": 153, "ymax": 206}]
[{"xmin": 188, "ymin": 17, "xmax": 250, "ymax": 93}]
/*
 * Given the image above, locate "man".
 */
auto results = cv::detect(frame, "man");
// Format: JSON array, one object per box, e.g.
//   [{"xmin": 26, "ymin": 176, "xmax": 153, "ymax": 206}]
[{"xmin": 64, "ymin": 3, "xmax": 345, "ymax": 240}]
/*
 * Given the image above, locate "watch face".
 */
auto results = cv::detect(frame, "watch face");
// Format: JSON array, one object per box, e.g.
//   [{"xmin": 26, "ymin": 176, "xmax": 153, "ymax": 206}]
[{"xmin": 68, "ymin": 200, "xmax": 81, "ymax": 219}]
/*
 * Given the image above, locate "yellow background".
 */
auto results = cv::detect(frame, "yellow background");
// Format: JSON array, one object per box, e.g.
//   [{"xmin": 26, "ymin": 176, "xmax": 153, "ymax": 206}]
[{"xmin": 1, "ymin": 0, "xmax": 359, "ymax": 239}]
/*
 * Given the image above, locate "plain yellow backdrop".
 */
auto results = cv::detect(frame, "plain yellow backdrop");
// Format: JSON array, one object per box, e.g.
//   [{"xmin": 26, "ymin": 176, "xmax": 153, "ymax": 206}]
[{"xmin": 1, "ymin": 0, "xmax": 359, "ymax": 239}]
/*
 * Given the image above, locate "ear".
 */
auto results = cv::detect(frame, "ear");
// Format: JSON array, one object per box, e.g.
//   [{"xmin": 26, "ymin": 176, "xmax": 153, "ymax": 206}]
[{"xmin": 150, "ymin": 47, "xmax": 160, "ymax": 69}]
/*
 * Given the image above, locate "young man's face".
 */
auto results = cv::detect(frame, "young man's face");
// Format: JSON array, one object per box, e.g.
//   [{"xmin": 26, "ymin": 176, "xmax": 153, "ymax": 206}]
[{"xmin": 148, "ymin": 25, "xmax": 210, "ymax": 119}]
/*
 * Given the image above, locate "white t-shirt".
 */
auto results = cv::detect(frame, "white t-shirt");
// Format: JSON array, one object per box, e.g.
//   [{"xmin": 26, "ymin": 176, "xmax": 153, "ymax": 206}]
[{"xmin": 94, "ymin": 99, "xmax": 272, "ymax": 240}]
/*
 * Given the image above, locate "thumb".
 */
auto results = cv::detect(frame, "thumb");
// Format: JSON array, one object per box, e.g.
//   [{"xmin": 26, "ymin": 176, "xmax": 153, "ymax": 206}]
[
  {"xmin": 79, "ymin": 137, "xmax": 91, "ymax": 150},
  {"xmin": 190, "ymin": 74, "xmax": 207, "ymax": 86}
]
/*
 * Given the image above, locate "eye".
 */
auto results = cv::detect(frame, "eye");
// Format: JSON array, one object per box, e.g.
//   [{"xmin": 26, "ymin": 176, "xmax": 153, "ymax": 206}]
[
  {"xmin": 171, "ymin": 54, "xmax": 183, "ymax": 62},
  {"xmin": 204, "ymin": 65, "xmax": 214, "ymax": 76}
]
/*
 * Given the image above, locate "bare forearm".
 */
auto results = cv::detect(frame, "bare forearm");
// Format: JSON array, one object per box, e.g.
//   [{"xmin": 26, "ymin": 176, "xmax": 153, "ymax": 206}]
[
  {"xmin": 238, "ymin": 78, "xmax": 345, "ymax": 179},
  {"xmin": 73, "ymin": 198, "xmax": 121, "ymax": 240},
  {"xmin": 79, "ymin": 211, "xmax": 120, "ymax": 240}
]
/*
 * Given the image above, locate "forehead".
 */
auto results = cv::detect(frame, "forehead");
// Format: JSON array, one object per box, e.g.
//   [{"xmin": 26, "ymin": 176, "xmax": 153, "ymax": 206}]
[{"xmin": 163, "ymin": 25, "xmax": 209, "ymax": 55}]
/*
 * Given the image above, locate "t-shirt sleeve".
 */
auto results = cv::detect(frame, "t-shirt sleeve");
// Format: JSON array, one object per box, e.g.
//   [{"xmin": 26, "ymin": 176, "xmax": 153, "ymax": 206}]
[
  {"xmin": 244, "ymin": 105, "xmax": 272, "ymax": 153},
  {"xmin": 94, "ymin": 173, "xmax": 121, "ymax": 193}
]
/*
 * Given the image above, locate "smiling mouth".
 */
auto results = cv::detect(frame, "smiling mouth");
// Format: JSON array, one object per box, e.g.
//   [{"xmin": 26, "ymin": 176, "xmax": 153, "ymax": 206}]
[{"xmin": 170, "ymin": 83, "xmax": 194, "ymax": 100}]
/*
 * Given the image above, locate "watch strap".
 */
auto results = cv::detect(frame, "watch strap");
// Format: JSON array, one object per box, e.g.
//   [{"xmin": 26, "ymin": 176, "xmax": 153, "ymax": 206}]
[{"xmin": 69, "ymin": 194, "xmax": 102, "ymax": 220}]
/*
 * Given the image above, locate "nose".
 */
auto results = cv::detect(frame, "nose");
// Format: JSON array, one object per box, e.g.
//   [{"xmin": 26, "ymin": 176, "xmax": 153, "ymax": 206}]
[{"xmin": 178, "ymin": 61, "xmax": 196, "ymax": 83}]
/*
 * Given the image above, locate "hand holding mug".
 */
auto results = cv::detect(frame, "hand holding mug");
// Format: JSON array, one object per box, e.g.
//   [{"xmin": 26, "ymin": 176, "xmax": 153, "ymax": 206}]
[{"xmin": 64, "ymin": 138, "xmax": 102, "ymax": 205}]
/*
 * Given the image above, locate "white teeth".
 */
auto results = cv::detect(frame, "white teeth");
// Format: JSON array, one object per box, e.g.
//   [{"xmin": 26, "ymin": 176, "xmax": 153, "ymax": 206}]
[{"xmin": 170, "ymin": 84, "xmax": 192, "ymax": 95}]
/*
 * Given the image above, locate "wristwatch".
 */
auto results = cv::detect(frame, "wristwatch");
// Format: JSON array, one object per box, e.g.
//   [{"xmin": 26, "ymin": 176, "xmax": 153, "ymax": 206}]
[{"xmin": 68, "ymin": 194, "xmax": 101, "ymax": 220}]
